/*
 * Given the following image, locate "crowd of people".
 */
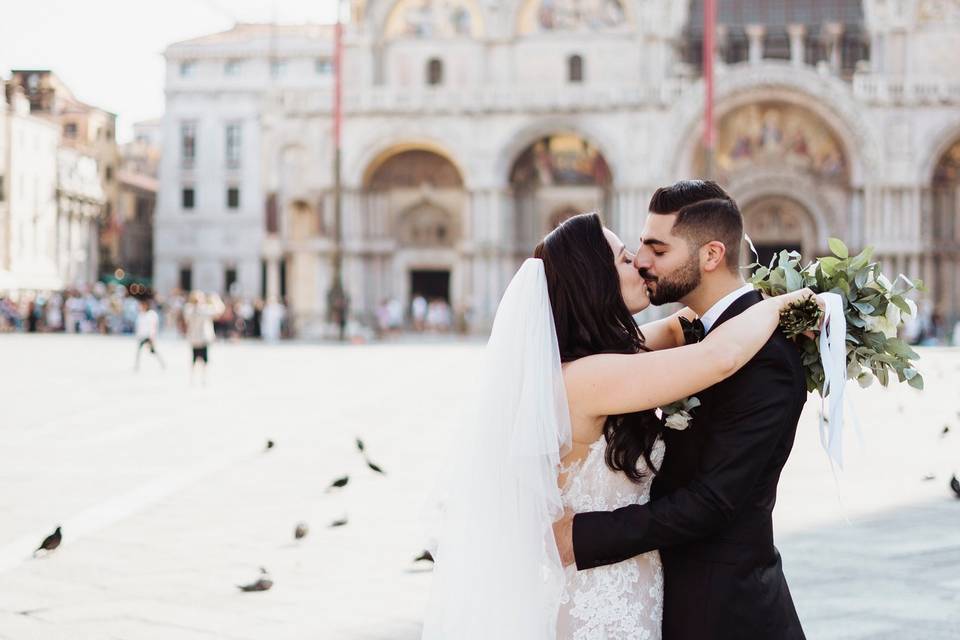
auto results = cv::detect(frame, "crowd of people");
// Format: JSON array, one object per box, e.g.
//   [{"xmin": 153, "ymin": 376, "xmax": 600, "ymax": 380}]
[{"xmin": 0, "ymin": 283, "xmax": 290, "ymax": 341}]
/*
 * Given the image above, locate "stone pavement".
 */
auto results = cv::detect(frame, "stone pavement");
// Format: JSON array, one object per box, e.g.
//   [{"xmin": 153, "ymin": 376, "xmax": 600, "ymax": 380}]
[{"xmin": 0, "ymin": 334, "xmax": 958, "ymax": 639}]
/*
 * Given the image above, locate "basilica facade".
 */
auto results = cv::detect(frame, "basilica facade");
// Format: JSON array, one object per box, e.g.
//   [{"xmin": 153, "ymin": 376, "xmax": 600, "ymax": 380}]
[{"xmin": 156, "ymin": 1, "xmax": 960, "ymax": 336}]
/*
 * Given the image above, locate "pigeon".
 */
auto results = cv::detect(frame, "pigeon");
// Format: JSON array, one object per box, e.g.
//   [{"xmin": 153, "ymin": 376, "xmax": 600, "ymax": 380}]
[
  {"xmin": 356, "ymin": 438, "xmax": 365, "ymax": 453},
  {"xmin": 34, "ymin": 527, "xmax": 61, "ymax": 556},
  {"xmin": 922, "ymin": 473, "xmax": 936, "ymax": 481},
  {"xmin": 294, "ymin": 522, "xmax": 309, "ymax": 540},
  {"xmin": 237, "ymin": 567, "xmax": 273, "ymax": 592},
  {"xmin": 941, "ymin": 425, "xmax": 951, "ymax": 438},
  {"xmin": 951, "ymin": 475, "xmax": 960, "ymax": 499},
  {"xmin": 265, "ymin": 440, "xmax": 275, "ymax": 451},
  {"xmin": 366, "ymin": 460, "xmax": 386, "ymax": 475},
  {"xmin": 327, "ymin": 475, "xmax": 349, "ymax": 492},
  {"xmin": 329, "ymin": 516, "xmax": 348, "ymax": 528},
  {"xmin": 414, "ymin": 550, "xmax": 434, "ymax": 563}
]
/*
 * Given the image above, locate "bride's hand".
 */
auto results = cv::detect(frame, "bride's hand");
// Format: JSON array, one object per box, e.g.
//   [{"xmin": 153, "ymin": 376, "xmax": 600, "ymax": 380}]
[{"xmin": 553, "ymin": 508, "xmax": 576, "ymax": 568}]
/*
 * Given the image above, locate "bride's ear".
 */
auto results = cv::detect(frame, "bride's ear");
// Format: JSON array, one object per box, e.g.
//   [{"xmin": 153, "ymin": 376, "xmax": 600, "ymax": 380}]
[{"xmin": 701, "ymin": 241, "xmax": 728, "ymax": 273}]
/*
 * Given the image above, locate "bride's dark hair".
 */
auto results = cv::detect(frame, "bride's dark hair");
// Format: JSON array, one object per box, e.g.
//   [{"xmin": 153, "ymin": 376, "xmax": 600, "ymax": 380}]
[{"xmin": 533, "ymin": 212, "xmax": 663, "ymax": 482}]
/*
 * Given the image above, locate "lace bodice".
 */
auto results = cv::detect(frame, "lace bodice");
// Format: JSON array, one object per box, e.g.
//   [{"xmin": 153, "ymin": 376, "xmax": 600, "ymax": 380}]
[{"xmin": 557, "ymin": 436, "xmax": 665, "ymax": 640}]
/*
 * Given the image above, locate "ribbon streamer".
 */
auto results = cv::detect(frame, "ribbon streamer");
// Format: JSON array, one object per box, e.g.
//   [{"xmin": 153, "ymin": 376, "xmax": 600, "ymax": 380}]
[{"xmin": 816, "ymin": 292, "xmax": 848, "ymax": 470}]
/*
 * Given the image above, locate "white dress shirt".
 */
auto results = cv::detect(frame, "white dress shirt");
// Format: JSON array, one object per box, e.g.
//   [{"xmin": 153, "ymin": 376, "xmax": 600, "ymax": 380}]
[{"xmin": 699, "ymin": 283, "xmax": 756, "ymax": 334}]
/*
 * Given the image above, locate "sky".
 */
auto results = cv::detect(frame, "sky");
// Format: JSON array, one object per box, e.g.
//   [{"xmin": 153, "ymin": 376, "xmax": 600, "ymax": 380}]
[{"xmin": 0, "ymin": 0, "xmax": 341, "ymax": 142}]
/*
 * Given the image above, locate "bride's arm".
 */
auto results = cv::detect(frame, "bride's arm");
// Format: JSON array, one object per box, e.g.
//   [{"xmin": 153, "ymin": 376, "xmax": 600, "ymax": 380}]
[
  {"xmin": 636, "ymin": 307, "xmax": 698, "ymax": 351},
  {"xmin": 564, "ymin": 288, "xmax": 818, "ymax": 418}
]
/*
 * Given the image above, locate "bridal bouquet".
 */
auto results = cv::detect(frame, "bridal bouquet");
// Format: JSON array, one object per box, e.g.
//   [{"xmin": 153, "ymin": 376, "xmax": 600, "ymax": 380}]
[
  {"xmin": 661, "ymin": 239, "xmax": 924, "ymax": 434},
  {"xmin": 749, "ymin": 238, "xmax": 924, "ymax": 394}
]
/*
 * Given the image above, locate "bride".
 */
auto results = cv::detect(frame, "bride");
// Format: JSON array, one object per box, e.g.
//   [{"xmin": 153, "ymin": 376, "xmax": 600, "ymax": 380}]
[{"xmin": 421, "ymin": 212, "xmax": 816, "ymax": 639}]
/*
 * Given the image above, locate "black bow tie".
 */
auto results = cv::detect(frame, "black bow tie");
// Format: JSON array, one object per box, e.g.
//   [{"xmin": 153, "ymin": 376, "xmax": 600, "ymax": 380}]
[{"xmin": 679, "ymin": 317, "xmax": 706, "ymax": 345}]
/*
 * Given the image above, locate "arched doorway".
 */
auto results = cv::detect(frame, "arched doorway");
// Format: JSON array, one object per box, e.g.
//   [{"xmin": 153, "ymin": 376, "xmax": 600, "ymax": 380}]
[
  {"xmin": 740, "ymin": 196, "xmax": 818, "ymax": 267},
  {"xmin": 930, "ymin": 138, "xmax": 960, "ymax": 324},
  {"xmin": 509, "ymin": 133, "xmax": 613, "ymax": 252},
  {"xmin": 694, "ymin": 100, "xmax": 850, "ymax": 264},
  {"xmin": 365, "ymin": 148, "xmax": 466, "ymax": 328}
]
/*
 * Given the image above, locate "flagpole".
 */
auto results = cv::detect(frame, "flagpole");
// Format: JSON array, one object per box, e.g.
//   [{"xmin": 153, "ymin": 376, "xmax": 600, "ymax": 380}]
[
  {"xmin": 703, "ymin": 0, "xmax": 716, "ymax": 179},
  {"xmin": 329, "ymin": 0, "xmax": 347, "ymax": 341}
]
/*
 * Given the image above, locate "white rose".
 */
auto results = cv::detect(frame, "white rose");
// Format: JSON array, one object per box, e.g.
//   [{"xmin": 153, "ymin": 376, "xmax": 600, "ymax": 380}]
[
  {"xmin": 864, "ymin": 312, "xmax": 897, "ymax": 338},
  {"xmin": 664, "ymin": 412, "xmax": 691, "ymax": 431}
]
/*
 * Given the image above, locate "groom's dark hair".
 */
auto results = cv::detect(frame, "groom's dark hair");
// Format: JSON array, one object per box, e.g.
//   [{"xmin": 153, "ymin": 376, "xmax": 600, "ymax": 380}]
[{"xmin": 648, "ymin": 180, "xmax": 742, "ymax": 272}]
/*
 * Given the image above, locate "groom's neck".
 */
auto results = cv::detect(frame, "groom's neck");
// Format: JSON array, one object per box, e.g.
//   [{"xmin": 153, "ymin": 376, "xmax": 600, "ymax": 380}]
[{"xmin": 682, "ymin": 272, "xmax": 746, "ymax": 318}]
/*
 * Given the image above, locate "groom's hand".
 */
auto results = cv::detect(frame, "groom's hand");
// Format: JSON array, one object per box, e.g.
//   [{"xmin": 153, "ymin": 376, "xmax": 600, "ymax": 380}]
[{"xmin": 553, "ymin": 508, "xmax": 576, "ymax": 567}]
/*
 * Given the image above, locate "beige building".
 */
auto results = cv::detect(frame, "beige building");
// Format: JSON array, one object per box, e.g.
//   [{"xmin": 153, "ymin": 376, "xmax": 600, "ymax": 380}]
[
  {"xmin": 115, "ymin": 119, "xmax": 161, "ymax": 282},
  {"xmin": 158, "ymin": 1, "xmax": 960, "ymax": 336}
]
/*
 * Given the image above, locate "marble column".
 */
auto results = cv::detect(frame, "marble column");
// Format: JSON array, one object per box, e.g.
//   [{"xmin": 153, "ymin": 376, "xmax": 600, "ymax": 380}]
[
  {"xmin": 788, "ymin": 24, "xmax": 806, "ymax": 67},
  {"xmin": 824, "ymin": 22, "xmax": 844, "ymax": 75},
  {"xmin": 746, "ymin": 25, "xmax": 766, "ymax": 65}
]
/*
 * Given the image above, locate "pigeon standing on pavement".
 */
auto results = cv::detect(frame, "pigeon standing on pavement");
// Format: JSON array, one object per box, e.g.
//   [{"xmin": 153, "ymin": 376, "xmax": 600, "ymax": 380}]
[
  {"xmin": 356, "ymin": 438, "xmax": 365, "ymax": 453},
  {"xmin": 265, "ymin": 440, "xmax": 275, "ymax": 452},
  {"xmin": 329, "ymin": 516, "xmax": 348, "ymax": 528},
  {"xmin": 33, "ymin": 527, "xmax": 61, "ymax": 556},
  {"xmin": 366, "ymin": 460, "xmax": 386, "ymax": 475},
  {"xmin": 294, "ymin": 522, "xmax": 309, "ymax": 540},
  {"xmin": 941, "ymin": 425, "xmax": 951, "ymax": 438},
  {"xmin": 237, "ymin": 567, "xmax": 273, "ymax": 592},
  {"xmin": 327, "ymin": 475, "xmax": 349, "ymax": 492},
  {"xmin": 950, "ymin": 474, "xmax": 960, "ymax": 499},
  {"xmin": 414, "ymin": 550, "xmax": 434, "ymax": 563}
]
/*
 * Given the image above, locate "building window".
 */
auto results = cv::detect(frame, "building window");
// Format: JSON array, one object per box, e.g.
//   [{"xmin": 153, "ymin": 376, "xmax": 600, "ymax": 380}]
[
  {"xmin": 568, "ymin": 55, "xmax": 584, "ymax": 83},
  {"xmin": 182, "ymin": 187, "xmax": 195, "ymax": 210},
  {"xmin": 180, "ymin": 60, "xmax": 196, "ymax": 77},
  {"xmin": 224, "ymin": 267, "xmax": 238, "ymax": 295},
  {"xmin": 179, "ymin": 266, "xmax": 193, "ymax": 292},
  {"xmin": 763, "ymin": 29, "xmax": 791, "ymax": 60},
  {"xmin": 427, "ymin": 58, "xmax": 444, "ymax": 86},
  {"xmin": 225, "ymin": 59, "xmax": 243, "ymax": 76},
  {"xmin": 270, "ymin": 59, "xmax": 287, "ymax": 78},
  {"xmin": 227, "ymin": 187, "xmax": 240, "ymax": 209},
  {"xmin": 316, "ymin": 58, "xmax": 333, "ymax": 75},
  {"xmin": 135, "ymin": 196, "xmax": 151, "ymax": 223},
  {"xmin": 105, "ymin": 165, "xmax": 113, "ymax": 182},
  {"xmin": 225, "ymin": 123, "xmax": 242, "ymax": 168},
  {"xmin": 181, "ymin": 121, "xmax": 196, "ymax": 167},
  {"xmin": 0, "ymin": 175, "xmax": 4, "ymax": 202},
  {"xmin": 64, "ymin": 123, "xmax": 77, "ymax": 139}
]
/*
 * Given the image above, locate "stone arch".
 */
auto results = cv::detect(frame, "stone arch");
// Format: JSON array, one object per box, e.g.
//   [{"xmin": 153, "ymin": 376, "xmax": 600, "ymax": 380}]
[
  {"xmin": 495, "ymin": 118, "xmax": 621, "ymax": 189},
  {"xmin": 512, "ymin": 0, "xmax": 634, "ymax": 36},
  {"xmin": 370, "ymin": 0, "xmax": 488, "ymax": 41},
  {"xmin": 668, "ymin": 65, "xmax": 876, "ymax": 187},
  {"xmin": 348, "ymin": 136, "xmax": 471, "ymax": 189},
  {"xmin": 395, "ymin": 199, "xmax": 459, "ymax": 247},
  {"xmin": 918, "ymin": 120, "xmax": 960, "ymax": 185},
  {"xmin": 727, "ymin": 169, "xmax": 835, "ymax": 258}
]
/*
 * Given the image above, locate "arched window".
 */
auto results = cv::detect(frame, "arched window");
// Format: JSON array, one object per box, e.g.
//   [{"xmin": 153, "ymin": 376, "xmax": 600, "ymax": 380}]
[
  {"xmin": 568, "ymin": 55, "xmax": 584, "ymax": 83},
  {"xmin": 427, "ymin": 58, "xmax": 444, "ymax": 86}
]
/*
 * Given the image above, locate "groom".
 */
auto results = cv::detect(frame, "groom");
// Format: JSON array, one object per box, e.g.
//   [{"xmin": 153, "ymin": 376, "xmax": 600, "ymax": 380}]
[{"xmin": 554, "ymin": 180, "xmax": 808, "ymax": 639}]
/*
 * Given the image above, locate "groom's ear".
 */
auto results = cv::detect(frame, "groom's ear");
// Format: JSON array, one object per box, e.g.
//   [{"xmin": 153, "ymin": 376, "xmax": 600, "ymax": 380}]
[{"xmin": 701, "ymin": 240, "xmax": 728, "ymax": 273}]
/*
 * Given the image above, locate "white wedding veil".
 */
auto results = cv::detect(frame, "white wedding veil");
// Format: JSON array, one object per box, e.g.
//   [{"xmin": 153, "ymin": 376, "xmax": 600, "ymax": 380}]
[{"xmin": 422, "ymin": 258, "xmax": 572, "ymax": 640}]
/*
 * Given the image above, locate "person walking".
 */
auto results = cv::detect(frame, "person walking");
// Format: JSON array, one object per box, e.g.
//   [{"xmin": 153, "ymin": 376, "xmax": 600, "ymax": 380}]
[
  {"xmin": 134, "ymin": 299, "xmax": 165, "ymax": 371},
  {"xmin": 182, "ymin": 291, "xmax": 225, "ymax": 386}
]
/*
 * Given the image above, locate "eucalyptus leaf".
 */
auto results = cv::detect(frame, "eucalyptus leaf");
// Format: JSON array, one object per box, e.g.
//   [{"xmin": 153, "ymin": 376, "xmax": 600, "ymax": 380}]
[{"xmin": 828, "ymin": 238, "xmax": 849, "ymax": 259}]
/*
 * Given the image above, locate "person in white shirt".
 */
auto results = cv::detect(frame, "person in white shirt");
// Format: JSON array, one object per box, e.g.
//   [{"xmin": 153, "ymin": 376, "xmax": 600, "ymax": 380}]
[
  {"xmin": 182, "ymin": 291, "xmax": 226, "ymax": 386},
  {"xmin": 134, "ymin": 299, "xmax": 165, "ymax": 371}
]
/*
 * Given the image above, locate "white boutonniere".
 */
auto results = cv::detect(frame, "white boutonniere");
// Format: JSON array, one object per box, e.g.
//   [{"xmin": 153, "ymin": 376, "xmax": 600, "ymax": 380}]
[{"xmin": 658, "ymin": 396, "xmax": 701, "ymax": 431}]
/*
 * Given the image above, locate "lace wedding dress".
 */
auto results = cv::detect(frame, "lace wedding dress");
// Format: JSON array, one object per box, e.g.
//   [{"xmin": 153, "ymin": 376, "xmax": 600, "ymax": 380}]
[{"xmin": 557, "ymin": 436, "xmax": 666, "ymax": 640}]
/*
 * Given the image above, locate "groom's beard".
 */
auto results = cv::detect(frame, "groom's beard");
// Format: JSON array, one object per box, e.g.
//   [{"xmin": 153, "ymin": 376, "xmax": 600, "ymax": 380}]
[{"xmin": 640, "ymin": 254, "xmax": 701, "ymax": 306}]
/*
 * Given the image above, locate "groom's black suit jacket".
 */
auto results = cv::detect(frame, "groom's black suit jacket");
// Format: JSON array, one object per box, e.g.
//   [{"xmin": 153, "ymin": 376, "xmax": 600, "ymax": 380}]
[{"xmin": 572, "ymin": 291, "xmax": 808, "ymax": 640}]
